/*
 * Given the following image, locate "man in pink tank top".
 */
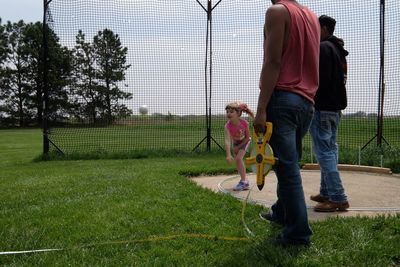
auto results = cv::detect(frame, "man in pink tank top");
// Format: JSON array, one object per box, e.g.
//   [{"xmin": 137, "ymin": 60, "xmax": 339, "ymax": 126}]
[{"xmin": 254, "ymin": 0, "xmax": 320, "ymax": 247}]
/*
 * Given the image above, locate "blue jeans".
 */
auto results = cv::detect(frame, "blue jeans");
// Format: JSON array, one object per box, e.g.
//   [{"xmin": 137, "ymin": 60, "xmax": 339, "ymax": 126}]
[
  {"xmin": 267, "ymin": 91, "xmax": 313, "ymax": 244},
  {"xmin": 309, "ymin": 110, "xmax": 347, "ymax": 203}
]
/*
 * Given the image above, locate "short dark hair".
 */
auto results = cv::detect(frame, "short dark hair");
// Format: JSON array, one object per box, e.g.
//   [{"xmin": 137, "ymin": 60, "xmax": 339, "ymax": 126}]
[{"xmin": 319, "ymin": 15, "xmax": 336, "ymax": 35}]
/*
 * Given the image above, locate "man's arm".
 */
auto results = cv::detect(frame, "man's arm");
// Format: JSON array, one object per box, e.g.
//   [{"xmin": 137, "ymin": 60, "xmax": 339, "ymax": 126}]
[{"xmin": 253, "ymin": 4, "xmax": 288, "ymax": 134}]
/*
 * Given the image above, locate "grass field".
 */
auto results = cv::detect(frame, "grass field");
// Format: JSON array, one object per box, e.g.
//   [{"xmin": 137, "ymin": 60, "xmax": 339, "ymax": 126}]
[
  {"xmin": 1, "ymin": 129, "xmax": 400, "ymax": 266},
  {"xmin": 48, "ymin": 116, "xmax": 400, "ymax": 152},
  {"xmin": 46, "ymin": 116, "xmax": 400, "ymax": 171}
]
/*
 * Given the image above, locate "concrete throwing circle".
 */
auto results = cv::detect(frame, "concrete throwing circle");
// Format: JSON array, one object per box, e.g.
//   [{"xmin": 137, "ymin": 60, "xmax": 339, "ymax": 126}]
[{"xmin": 215, "ymin": 170, "xmax": 400, "ymax": 220}]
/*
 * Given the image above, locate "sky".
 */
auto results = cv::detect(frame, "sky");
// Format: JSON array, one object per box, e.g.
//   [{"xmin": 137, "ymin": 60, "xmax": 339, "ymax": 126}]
[
  {"xmin": 1, "ymin": 0, "xmax": 399, "ymax": 116},
  {"xmin": 0, "ymin": 0, "xmax": 43, "ymax": 23}
]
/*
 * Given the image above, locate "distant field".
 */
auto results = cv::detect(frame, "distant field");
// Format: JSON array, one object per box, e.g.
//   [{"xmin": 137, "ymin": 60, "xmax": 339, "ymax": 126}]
[
  {"xmin": 2, "ymin": 116, "xmax": 397, "ymax": 169},
  {"xmin": 47, "ymin": 116, "xmax": 399, "ymax": 154},
  {"xmin": 337, "ymin": 117, "xmax": 400, "ymax": 148}
]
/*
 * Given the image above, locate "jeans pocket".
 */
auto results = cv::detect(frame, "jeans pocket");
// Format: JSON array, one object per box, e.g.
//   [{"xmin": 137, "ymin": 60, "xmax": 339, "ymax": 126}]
[{"xmin": 320, "ymin": 111, "xmax": 337, "ymax": 129}]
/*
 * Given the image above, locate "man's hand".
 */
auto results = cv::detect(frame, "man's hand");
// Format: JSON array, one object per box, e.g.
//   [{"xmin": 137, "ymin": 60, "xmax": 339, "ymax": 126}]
[{"xmin": 253, "ymin": 111, "xmax": 267, "ymax": 134}]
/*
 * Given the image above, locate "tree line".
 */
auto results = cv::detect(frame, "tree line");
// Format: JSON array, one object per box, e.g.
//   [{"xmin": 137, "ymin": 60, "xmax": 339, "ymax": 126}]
[{"xmin": 0, "ymin": 19, "xmax": 132, "ymax": 127}]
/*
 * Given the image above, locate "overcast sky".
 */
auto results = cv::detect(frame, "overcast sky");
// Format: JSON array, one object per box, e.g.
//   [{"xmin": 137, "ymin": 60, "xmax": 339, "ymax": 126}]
[
  {"xmin": 0, "ymin": 0, "xmax": 43, "ymax": 23},
  {"xmin": 0, "ymin": 0, "xmax": 398, "ymax": 116}
]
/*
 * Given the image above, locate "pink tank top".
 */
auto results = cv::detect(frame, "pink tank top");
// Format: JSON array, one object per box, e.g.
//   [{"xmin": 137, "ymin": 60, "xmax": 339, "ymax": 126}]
[
  {"xmin": 225, "ymin": 119, "xmax": 249, "ymax": 145},
  {"xmin": 275, "ymin": 1, "xmax": 320, "ymax": 103}
]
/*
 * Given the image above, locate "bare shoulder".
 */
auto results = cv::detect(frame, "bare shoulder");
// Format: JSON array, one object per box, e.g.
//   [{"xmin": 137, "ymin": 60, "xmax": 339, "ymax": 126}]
[
  {"xmin": 266, "ymin": 4, "xmax": 289, "ymax": 22},
  {"xmin": 267, "ymin": 3, "xmax": 289, "ymax": 15}
]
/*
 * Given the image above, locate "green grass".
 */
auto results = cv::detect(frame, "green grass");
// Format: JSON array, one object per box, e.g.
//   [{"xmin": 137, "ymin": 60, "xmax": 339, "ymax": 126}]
[
  {"xmin": 0, "ymin": 129, "xmax": 42, "ymax": 166},
  {"xmin": 45, "ymin": 116, "xmax": 400, "ymax": 171},
  {"xmin": 0, "ymin": 129, "xmax": 400, "ymax": 266}
]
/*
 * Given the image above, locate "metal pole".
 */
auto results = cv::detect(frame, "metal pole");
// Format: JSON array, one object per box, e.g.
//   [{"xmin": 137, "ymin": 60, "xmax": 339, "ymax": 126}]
[
  {"xmin": 193, "ymin": 0, "xmax": 224, "ymax": 152},
  {"xmin": 42, "ymin": 0, "xmax": 50, "ymax": 154},
  {"xmin": 377, "ymin": 0, "xmax": 385, "ymax": 146},
  {"xmin": 207, "ymin": 0, "xmax": 212, "ymax": 151},
  {"xmin": 362, "ymin": 0, "xmax": 388, "ymax": 150}
]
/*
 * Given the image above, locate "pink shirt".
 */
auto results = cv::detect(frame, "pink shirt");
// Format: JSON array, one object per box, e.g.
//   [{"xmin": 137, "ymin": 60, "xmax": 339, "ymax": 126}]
[
  {"xmin": 275, "ymin": 1, "xmax": 320, "ymax": 103},
  {"xmin": 225, "ymin": 119, "xmax": 249, "ymax": 145}
]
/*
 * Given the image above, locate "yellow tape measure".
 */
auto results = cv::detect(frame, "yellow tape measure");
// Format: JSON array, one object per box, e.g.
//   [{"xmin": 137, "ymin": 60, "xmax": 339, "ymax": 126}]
[{"xmin": 245, "ymin": 122, "xmax": 276, "ymax": 190}]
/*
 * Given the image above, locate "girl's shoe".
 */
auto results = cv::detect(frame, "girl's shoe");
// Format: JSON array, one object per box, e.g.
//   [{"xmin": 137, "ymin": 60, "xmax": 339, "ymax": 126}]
[{"xmin": 233, "ymin": 181, "xmax": 249, "ymax": 191}]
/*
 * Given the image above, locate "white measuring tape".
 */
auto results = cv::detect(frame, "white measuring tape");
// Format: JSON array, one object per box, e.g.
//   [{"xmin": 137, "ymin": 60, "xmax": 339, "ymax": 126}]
[{"xmin": 0, "ymin": 248, "xmax": 62, "ymax": 255}]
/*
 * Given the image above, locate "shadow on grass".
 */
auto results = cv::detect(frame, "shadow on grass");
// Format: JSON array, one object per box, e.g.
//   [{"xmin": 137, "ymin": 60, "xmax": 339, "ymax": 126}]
[{"xmin": 220, "ymin": 231, "xmax": 308, "ymax": 266}]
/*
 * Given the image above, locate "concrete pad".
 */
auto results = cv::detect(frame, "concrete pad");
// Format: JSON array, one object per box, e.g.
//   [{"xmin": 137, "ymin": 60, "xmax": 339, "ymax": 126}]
[{"xmin": 191, "ymin": 170, "xmax": 400, "ymax": 221}]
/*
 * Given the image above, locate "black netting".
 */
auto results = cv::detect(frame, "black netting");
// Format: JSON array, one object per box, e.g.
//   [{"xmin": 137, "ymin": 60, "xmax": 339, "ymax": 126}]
[{"xmin": 44, "ymin": 0, "xmax": 400, "ymax": 158}]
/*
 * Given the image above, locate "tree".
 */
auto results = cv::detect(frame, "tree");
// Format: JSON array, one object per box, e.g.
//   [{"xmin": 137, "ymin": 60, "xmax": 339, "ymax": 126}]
[
  {"xmin": 0, "ymin": 19, "xmax": 7, "ymax": 63},
  {"xmin": 34, "ymin": 22, "xmax": 72, "ymax": 124},
  {"xmin": 0, "ymin": 19, "xmax": 8, "ymax": 124},
  {"xmin": 71, "ymin": 30, "xmax": 101, "ymax": 123},
  {"xmin": 0, "ymin": 21, "xmax": 131, "ymax": 127},
  {"xmin": 92, "ymin": 29, "xmax": 132, "ymax": 123},
  {"xmin": 0, "ymin": 20, "xmax": 33, "ymax": 126},
  {"xmin": 0, "ymin": 20, "xmax": 71, "ymax": 126}
]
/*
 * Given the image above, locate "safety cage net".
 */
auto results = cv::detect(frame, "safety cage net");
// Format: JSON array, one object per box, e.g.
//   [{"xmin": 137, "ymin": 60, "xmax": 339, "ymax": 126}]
[{"xmin": 40, "ymin": 0, "xmax": 399, "ymax": 160}]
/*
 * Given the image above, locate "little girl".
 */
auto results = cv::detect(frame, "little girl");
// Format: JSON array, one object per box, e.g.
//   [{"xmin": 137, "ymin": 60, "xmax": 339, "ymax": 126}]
[{"xmin": 224, "ymin": 101, "xmax": 255, "ymax": 191}]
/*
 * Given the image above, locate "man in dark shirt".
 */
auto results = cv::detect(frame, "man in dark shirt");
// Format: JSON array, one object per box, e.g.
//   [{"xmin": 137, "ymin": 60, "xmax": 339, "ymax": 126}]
[{"xmin": 309, "ymin": 15, "xmax": 350, "ymax": 212}]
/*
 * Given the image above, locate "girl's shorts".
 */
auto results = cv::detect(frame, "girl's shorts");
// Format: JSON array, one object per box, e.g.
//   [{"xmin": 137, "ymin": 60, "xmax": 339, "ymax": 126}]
[{"xmin": 233, "ymin": 139, "xmax": 251, "ymax": 153}]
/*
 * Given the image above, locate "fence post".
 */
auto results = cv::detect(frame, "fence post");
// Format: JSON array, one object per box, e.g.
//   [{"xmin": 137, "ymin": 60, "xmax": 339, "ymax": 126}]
[
  {"xmin": 192, "ymin": 0, "xmax": 224, "ymax": 152},
  {"xmin": 362, "ymin": 0, "xmax": 389, "ymax": 150},
  {"xmin": 42, "ymin": 0, "xmax": 51, "ymax": 154}
]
